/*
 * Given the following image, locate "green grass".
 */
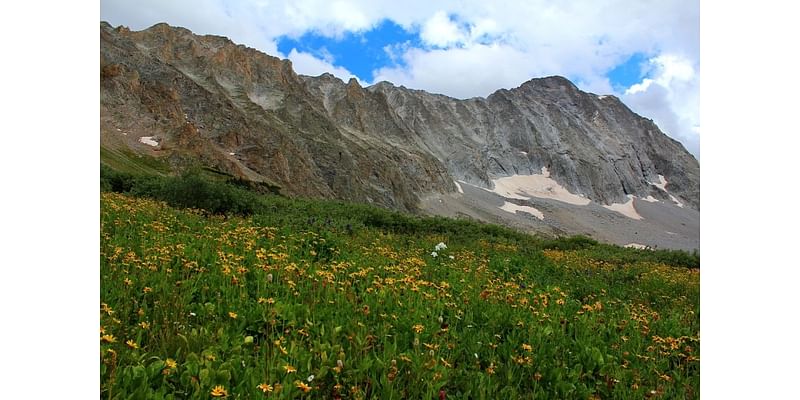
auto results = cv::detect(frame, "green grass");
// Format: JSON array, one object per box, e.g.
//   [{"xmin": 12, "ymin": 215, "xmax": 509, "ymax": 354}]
[
  {"xmin": 100, "ymin": 170, "xmax": 699, "ymax": 399},
  {"xmin": 101, "ymin": 146, "xmax": 172, "ymax": 176}
]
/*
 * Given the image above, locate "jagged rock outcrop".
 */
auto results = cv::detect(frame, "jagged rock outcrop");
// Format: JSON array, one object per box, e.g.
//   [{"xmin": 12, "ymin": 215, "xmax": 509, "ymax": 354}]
[{"xmin": 100, "ymin": 22, "xmax": 700, "ymax": 248}]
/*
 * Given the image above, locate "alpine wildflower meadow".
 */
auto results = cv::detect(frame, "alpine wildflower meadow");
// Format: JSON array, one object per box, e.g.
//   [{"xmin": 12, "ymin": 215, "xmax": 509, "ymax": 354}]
[{"xmin": 100, "ymin": 182, "xmax": 699, "ymax": 399}]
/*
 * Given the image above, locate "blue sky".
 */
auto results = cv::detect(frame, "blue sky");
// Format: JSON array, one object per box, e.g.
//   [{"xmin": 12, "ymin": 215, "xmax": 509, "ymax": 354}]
[
  {"xmin": 606, "ymin": 53, "xmax": 650, "ymax": 92},
  {"xmin": 278, "ymin": 20, "xmax": 422, "ymax": 82},
  {"xmin": 278, "ymin": 23, "xmax": 653, "ymax": 93},
  {"xmin": 100, "ymin": 0, "xmax": 699, "ymax": 158}
]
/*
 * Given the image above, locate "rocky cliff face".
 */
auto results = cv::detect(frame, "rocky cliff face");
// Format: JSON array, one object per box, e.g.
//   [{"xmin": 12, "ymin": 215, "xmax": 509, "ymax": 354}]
[
  {"xmin": 101, "ymin": 22, "xmax": 454, "ymax": 211},
  {"xmin": 100, "ymin": 22, "xmax": 700, "ymax": 249}
]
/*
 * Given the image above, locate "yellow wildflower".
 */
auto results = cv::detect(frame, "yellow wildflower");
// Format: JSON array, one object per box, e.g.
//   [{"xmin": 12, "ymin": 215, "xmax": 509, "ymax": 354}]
[
  {"xmin": 228, "ymin": 311, "xmax": 238, "ymax": 319},
  {"xmin": 486, "ymin": 362, "xmax": 496, "ymax": 375},
  {"xmin": 412, "ymin": 324, "xmax": 425, "ymax": 334},
  {"xmin": 284, "ymin": 364, "xmax": 296, "ymax": 373},
  {"xmin": 126, "ymin": 339, "xmax": 139, "ymax": 349},
  {"xmin": 522, "ymin": 343, "xmax": 533, "ymax": 352},
  {"xmin": 101, "ymin": 334, "xmax": 116, "ymax": 343},
  {"xmin": 257, "ymin": 383, "xmax": 273, "ymax": 393},
  {"xmin": 143, "ymin": 287, "xmax": 152, "ymax": 293},
  {"xmin": 210, "ymin": 385, "xmax": 228, "ymax": 397},
  {"xmin": 165, "ymin": 358, "xmax": 177, "ymax": 369},
  {"xmin": 139, "ymin": 321, "xmax": 150, "ymax": 329},
  {"xmin": 295, "ymin": 381, "xmax": 311, "ymax": 393}
]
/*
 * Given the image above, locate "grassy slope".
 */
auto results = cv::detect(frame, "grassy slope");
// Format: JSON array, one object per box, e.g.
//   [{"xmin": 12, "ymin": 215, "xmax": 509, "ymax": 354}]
[
  {"xmin": 101, "ymin": 146, "xmax": 172, "ymax": 176},
  {"xmin": 100, "ymin": 176, "xmax": 699, "ymax": 399}
]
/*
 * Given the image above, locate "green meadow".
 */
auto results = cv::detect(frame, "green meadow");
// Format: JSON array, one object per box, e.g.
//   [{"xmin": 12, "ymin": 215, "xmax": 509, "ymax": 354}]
[{"xmin": 100, "ymin": 169, "xmax": 699, "ymax": 399}]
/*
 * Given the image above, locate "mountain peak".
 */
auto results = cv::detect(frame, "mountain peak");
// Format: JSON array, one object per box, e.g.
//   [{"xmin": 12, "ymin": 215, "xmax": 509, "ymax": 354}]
[{"xmin": 100, "ymin": 22, "xmax": 699, "ymax": 250}]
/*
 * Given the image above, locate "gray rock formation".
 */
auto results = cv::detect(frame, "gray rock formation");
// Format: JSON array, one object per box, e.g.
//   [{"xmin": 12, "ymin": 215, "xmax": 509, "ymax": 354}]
[{"xmin": 100, "ymin": 22, "xmax": 700, "ymax": 249}]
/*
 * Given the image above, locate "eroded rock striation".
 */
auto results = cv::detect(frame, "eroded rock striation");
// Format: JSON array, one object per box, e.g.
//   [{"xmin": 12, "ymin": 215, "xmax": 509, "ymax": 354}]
[{"xmin": 100, "ymin": 22, "xmax": 700, "ymax": 248}]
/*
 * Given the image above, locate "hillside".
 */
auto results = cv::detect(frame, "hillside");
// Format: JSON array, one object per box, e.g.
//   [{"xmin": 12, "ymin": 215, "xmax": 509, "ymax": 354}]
[
  {"xmin": 100, "ymin": 188, "xmax": 698, "ymax": 399},
  {"xmin": 100, "ymin": 22, "xmax": 699, "ymax": 251}
]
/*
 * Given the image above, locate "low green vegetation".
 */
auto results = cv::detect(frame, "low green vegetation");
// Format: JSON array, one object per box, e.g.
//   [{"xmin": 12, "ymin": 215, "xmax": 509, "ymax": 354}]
[
  {"xmin": 100, "ymin": 165, "xmax": 699, "ymax": 399},
  {"xmin": 100, "ymin": 147, "xmax": 172, "ymax": 176}
]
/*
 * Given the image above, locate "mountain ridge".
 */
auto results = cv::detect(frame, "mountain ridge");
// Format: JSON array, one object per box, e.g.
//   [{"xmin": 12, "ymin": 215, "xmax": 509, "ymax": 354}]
[{"xmin": 100, "ymin": 21, "xmax": 699, "ymax": 250}]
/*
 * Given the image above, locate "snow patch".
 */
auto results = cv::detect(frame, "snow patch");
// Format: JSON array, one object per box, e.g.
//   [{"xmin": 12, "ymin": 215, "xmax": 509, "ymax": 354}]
[
  {"xmin": 229, "ymin": 152, "xmax": 236, "ymax": 156},
  {"xmin": 486, "ymin": 167, "xmax": 591, "ymax": 206},
  {"xmin": 624, "ymin": 243, "xmax": 649, "ymax": 249},
  {"xmin": 597, "ymin": 95, "xmax": 608, "ymax": 99},
  {"xmin": 519, "ymin": 151, "xmax": 528, "ymax": 155},
  {"xmin": 641, "ymin": 195, "xmax": 659, "ymax": 203},
  {"xmin": 652, "ymin": 174, "xmax": 668, "ymax": 191},
  {"xmin": 139, "ymin": 136, "xmax": 159, "ymax": 147},
  {"xmin": 454, "ymin": 180, "xmax": 464, "ymax": 194},
  {"xmin": 650, "ymin": 175, "xmax": 684, "ymax": 208},
  {"xmin": 602, "ymin": 195, "xmax": 643, "ymax": 220},
  {"xmin": 499, "ymin": 201, "xmax": 544, "ymax": 220}
]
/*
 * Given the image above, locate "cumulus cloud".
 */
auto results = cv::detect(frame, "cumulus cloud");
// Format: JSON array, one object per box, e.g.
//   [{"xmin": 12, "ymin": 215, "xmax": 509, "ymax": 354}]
[
  {"xmin": 374, "ymin": 44, "xmax": 531, "ymax": 98},
  {"xmin": 420, "ymin": 11, "xmax": 467, "ymax": 48},
  {"xmin": 100, "ymin": 0, "xmax": 699, "ymax": 157},
  {"xmin": 623, "ymin": 55, "xmax": 700, "ymax": 158},
  {"xmin": 286, "ymin": 48, "xmax": 358, "ymax": 81}
]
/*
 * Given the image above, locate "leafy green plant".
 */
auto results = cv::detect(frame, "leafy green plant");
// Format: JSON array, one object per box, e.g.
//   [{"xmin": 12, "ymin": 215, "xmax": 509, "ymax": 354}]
[{"xmin": 101, "ymin": 188, "xmax": 699, "ymax": 399}]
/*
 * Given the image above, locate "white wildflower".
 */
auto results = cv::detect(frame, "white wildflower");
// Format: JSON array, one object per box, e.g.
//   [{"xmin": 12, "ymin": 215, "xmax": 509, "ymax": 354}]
[
  {"xmin": 435, "ymin": 242, "xmax": 447, "ymax": 251},
  {"xmin": 448, "ymin": 255, "xmax": 455, "ymax": 260},
  {"xmin": 307, "ymin": 374, "xmax": 315, "ymax": 382},
  {"xmin": 431, "ymin": 251, "xmax": 438, "ymax": 258}
]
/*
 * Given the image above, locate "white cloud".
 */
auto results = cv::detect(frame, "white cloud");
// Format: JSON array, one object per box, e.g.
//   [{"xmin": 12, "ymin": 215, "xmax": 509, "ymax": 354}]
[
  {"xmin": 374, "ymin": 44, "xmax": 532, "ymax": 98},
  {"xmin": 329, "ymin": 1, "xmax": 372, "ymax": 33},
  {"xmin": 625, "ymin": 78, "xmax": 654, "ymax": 95},
  {"xmin": 286, "ymin": 49, "xmax": 357, "ymax": 81},
  {"xmin": 469, "ymin": 18, "xmax": 500, "ymax": 42},
  {"xmin": 420, "ymin": 11, "xmax": 466, "ymax": 48},
  {"xmin": 622, "ymin": 54, "xmax": 700, "ymax": 158}
]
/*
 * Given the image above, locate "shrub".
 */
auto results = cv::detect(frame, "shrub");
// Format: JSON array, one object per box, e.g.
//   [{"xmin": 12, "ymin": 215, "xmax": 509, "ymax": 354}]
[{"xmin": 101, "ymin": 165, "xmax": 262, "ymax": 216}]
